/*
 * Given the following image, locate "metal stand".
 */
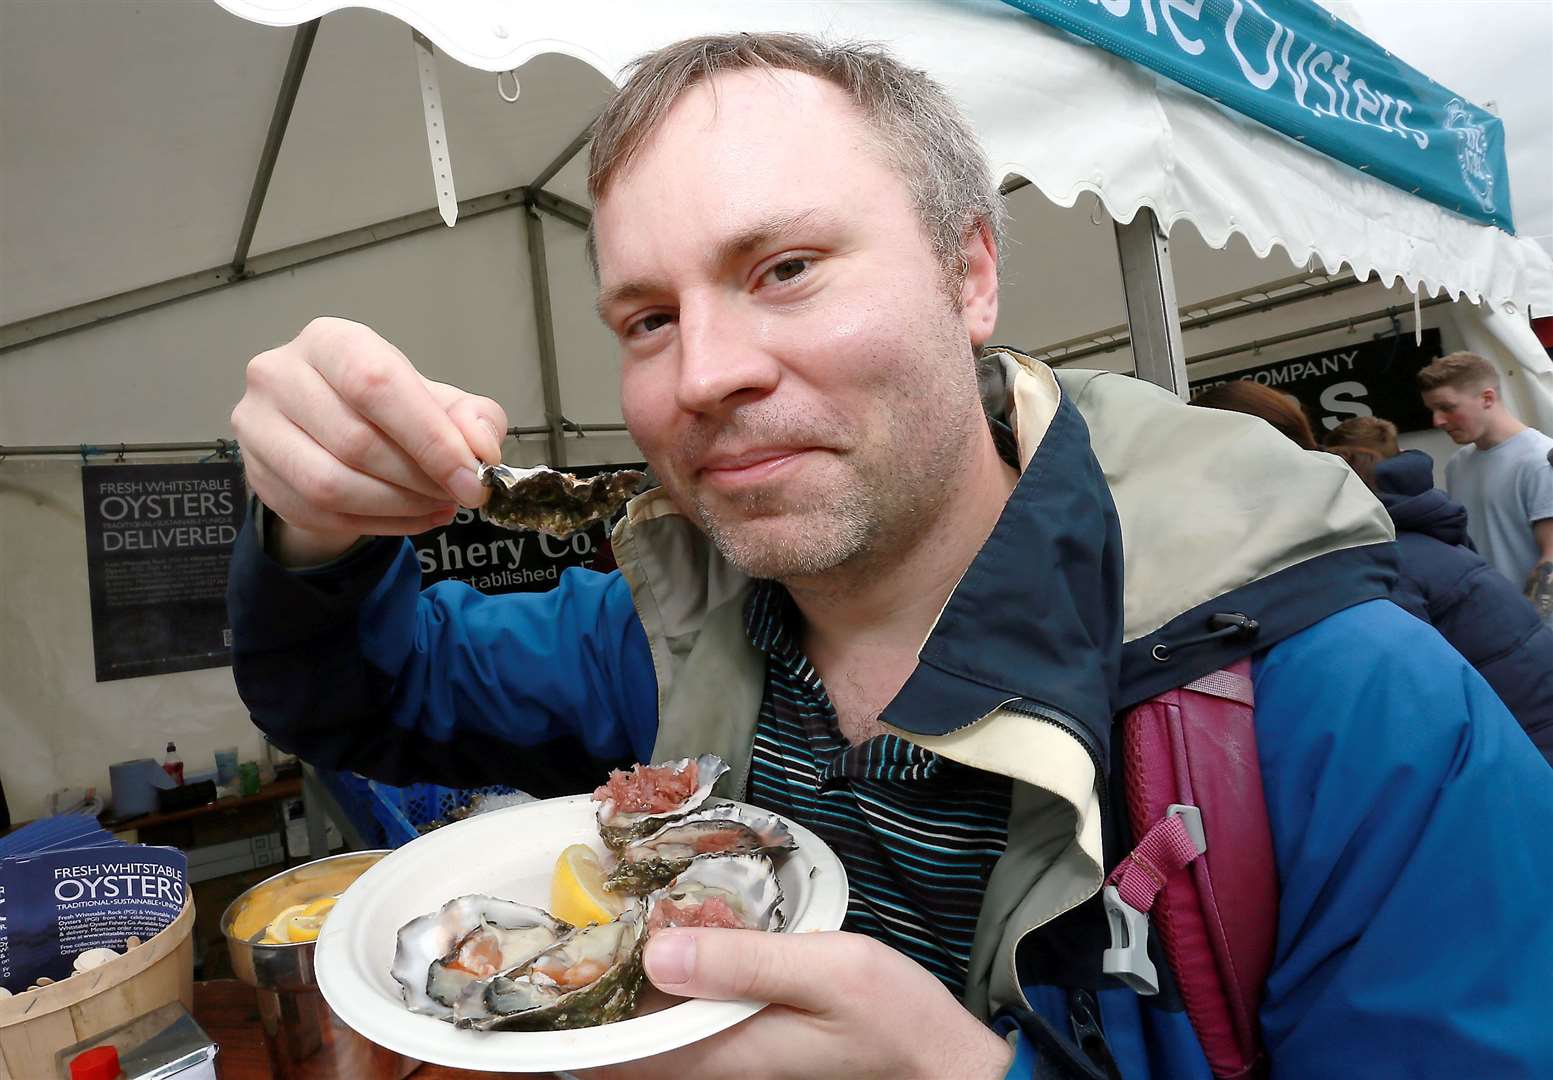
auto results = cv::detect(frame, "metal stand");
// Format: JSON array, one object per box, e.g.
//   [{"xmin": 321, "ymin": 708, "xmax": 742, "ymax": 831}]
[{"xmin": 1114, "ymin": 208, "xmax": 1189, "ymax": 398}]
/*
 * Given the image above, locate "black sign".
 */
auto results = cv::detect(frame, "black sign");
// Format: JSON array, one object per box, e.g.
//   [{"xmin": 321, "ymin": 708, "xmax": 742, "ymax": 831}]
[
  {"xmin": 81, "ymin": 462, "xmax": 245, "ymax": 682},
  {"xmin": 411, "ymin": 463, "xmax": 646, "ymax": 595},
  {"xmin": 1190, "ymin": 328, "xmax": 1442, "ymax": 435}
]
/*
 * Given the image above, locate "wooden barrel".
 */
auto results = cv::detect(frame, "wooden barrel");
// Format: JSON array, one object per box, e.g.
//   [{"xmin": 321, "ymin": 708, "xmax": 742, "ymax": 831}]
[{"xmin": 0, "ymin": 898, "xmax": 194, "ymax": 1079}]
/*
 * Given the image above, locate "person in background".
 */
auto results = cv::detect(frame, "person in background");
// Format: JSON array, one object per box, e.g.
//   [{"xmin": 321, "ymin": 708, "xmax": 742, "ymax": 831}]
[
  {"xmin": 1190, "ymin": 380, "xmax": 1318, "ymax": 449},
  {"xmin": 1327, "ymin": 444, "xmax": 1553, "ymax": 764},
  {"xmin": 1417, "ymin": 352, "xmax": 1553, "ymax": 620},
  {"xmin": 1324, "ymin": 415, "xmax": 1399, "ymax": 458}
]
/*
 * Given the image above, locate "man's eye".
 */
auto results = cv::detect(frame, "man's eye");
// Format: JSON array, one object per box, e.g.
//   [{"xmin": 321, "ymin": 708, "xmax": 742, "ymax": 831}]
[
  {"xmin": 763, "ymin": 257, "xmax": 810, "ymax": 285},
  {"xmin": 629, "ymin": 312, "xmax": 673, "ymax": 335}
]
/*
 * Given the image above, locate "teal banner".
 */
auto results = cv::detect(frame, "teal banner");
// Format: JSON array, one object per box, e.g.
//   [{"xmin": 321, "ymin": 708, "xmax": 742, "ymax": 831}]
[{"xmin": 1003, "ymin": 0, "xmax": 1513, "ymax": 232}]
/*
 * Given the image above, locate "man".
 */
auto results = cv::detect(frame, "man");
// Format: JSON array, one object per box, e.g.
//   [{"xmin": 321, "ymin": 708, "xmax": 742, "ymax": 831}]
[
  {"xmin": 1324, "ymin": 414, "xmax": 1399, "ymax": 458},
  {"xmin": 228, "ymin": 34, "xmax": 1552, "ymax": 1078},
  {"xmin": 1418, "ymin": 352, "xmax": 1553, "ymax": 620}
]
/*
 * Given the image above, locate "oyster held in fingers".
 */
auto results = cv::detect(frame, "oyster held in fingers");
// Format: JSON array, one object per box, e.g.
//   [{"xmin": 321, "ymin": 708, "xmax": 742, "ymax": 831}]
[
  {"xmin": 478, "ymin": 463, "xmax": 645, "ymax": 538},
  {"xmin": 593, "ymin": 754, "xmax": 729, "ymax": 852}
]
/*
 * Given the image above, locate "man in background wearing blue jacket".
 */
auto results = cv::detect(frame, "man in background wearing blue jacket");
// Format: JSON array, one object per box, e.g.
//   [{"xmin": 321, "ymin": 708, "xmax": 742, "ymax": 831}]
[{"xmin": 228, "ymin": 33, "xmax": 1553, "ymax": 1079}]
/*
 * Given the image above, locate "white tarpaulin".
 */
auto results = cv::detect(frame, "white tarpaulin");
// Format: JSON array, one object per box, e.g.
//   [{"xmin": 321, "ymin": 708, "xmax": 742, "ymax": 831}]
[{"xmin": 215, "ymin": 0, "xmax": 1553, "ymax": 312}]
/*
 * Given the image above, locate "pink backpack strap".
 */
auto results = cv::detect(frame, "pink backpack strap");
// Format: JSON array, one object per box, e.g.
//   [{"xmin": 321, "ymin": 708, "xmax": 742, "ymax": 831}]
[{"xmin": 1105, "ymin": 659, "xmax": 1276, "ymax": 1080}]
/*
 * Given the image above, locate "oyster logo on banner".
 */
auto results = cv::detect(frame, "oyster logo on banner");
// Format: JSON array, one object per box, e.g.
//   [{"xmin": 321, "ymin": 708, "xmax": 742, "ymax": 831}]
[
  {"xmin": 1190, "ymin": 327, "xmax": 1442, "ymax": 432},
  {"xmin": 1002, "ymin": 0, "xmax": 1512, "ymax": 230},
  {"xmin": 81, "ymin": 461, "xmax": 246, "ymax": 682},
  {"xmin": 412, "ymin": 463, "xmax": 646, "ymax": 595}
]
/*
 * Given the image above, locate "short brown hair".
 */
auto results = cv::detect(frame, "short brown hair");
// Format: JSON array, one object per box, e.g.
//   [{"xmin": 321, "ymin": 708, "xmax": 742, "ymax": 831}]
[
  {"xmin": 1416, "ymin": 351, "xmax": 1499, "ymax": 393},
  {"xmin": 1190, "ymin": 380, "xmax": 1319, "ymax": 451},
  {"xmin": 586, "ymin": 33, "xmax": 1005, "ymax": 274},
  {"xmin": 1325, "ymin": 416, "xmax": 1399, "ymax": 457},
  {"xmin": 1324, "ymin": 446, "xmax": 1383, "ymax": 494}
]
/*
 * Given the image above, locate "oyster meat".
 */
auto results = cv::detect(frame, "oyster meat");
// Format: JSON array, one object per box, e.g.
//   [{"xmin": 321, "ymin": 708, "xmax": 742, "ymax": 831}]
[
  {"xmin": 605, "ymin": 803, "xmax": 797, "ymax": 895},
  {"xmin": 645, "ymin": 854, "xmax": 787, "ymax": 933},
  {"xmin": 391, "ymin": 896, "xmax": 568, "ymax": 1019},
  {"xmin": 478, "ymin": 463, "xmax": 645, "ymax": 538},
  {"xmin": 457, "ymin": 908, "xmax": 648, "ymax": 1031},
  {"xmin": 593, "ymin": 754, "xmax": 729, "ymax": 852}
]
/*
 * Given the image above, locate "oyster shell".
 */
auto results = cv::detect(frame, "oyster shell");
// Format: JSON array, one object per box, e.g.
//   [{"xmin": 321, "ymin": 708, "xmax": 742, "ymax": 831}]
[
  {"xmin": 478, "ymin": 463, "xmax": 645, "ymax": 538},
  {"xmin": 605, "ymin": 803, "xmax": 797, "ymax": 895},
  {"xmin": 594, "ymin": 754, "xmax": 729, "ymax": 852},
  {"xmin": 458, "ymin": 907, "xmax": 648, "ymax": 1031},
  {"xmin": 391, "ymin": 896, "xmax": 568, "ymax": 1019},
  {"xmin": 645, "ymin": 854, "xmax": 786, "ymax": 933}
]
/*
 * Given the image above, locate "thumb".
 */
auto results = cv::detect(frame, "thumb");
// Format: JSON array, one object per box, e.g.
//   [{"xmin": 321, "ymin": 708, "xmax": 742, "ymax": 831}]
[{"xmin": 644, "ymin": 928, "xmax": 855, "ymax": 1012}]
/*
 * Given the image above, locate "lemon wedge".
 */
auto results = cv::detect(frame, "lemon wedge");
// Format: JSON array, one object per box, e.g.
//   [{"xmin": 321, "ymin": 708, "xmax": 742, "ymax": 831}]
[
  {"xmin": 262, "ymin": 895, "xmax": 339, "ymax": 944},
  {"xmin": 550, "ymin": 844, "xmax": 625, "ymax": 927}
]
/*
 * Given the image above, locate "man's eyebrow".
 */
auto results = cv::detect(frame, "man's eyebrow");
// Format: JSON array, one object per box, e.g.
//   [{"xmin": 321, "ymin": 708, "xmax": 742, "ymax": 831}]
[{"xmin": 595, "ymin": 208, "xmax": 835, "ymax": 321}]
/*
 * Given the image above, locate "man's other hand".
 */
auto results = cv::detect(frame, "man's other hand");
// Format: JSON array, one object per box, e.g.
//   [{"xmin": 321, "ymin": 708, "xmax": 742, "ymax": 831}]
[
  {"xmin": 230, "ymin": 317, "xmax": 508, "ymax": 565},
  {"xmin": 582, "ymin": 928, "xmax": 1014, "ymax": 1080}
]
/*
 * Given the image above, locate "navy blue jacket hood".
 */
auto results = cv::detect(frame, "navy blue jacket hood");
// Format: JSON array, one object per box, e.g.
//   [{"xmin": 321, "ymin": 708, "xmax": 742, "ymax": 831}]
[{"xmin": 1376, "ymin": 450, "xmax": 1472, "ymax": 548}]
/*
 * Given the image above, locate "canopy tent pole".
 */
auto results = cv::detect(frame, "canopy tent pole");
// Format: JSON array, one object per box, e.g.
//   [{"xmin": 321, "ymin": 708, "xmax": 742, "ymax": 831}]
[
  {"xmin": 1114, "ymin": 209, "xmax": 1188, "ymax": 398},
  {"xmin": 1184, "ymin": 298, "xmax": 1452, "ymax": 368},
  {"xmin": 528, "ymin": 120, "xmax": 594, "ymax": 195},
  {"xmin": 522, "ymin": 207, "xmax": 569, "ymax": 466},
  {"xmin": 232, "ymin": 19, "xmax": 320, "ymax": 274}
]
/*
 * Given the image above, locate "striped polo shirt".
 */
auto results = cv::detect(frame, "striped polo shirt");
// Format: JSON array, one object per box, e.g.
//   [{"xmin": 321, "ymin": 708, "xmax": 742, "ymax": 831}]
[{"xmin": 743, "ymin": 580, "xmax": 1012, "ymax": 998}]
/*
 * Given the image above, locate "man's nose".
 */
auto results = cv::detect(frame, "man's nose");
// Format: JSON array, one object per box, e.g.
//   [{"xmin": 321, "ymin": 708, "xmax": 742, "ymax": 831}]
[
  {"xmin": 674, "ymin": 299, "xmax": 780, "ymax": 414},
  {"xmin": 1432, "ymin": 412, "xmax": 1448, "ymax": 428}
]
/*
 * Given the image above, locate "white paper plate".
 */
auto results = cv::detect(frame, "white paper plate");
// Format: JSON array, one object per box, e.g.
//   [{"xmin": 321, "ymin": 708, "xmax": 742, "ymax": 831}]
[{"xmin": 315, "ymin": 794, "xmax": 848, "ymax": 1073}]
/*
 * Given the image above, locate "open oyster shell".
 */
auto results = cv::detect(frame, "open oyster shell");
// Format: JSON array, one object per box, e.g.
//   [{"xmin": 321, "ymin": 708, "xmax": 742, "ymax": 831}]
[
  {"xmin": 605, "ymin": 803, "xmax": 797, "ymax": 896},
  {"xmin": 391, "ymin": 896, "xmax": 569, "ymax": 1019},
  {"xmin": 645, "ymin": 854, "xmax": 787, "ymax": 933},
  {"xmin": 457, "ymin": 907, "xmax": 648, "ymax": 1031},
  {"xmin": 478, "ymin": 463, "xmax": 645, "ymax": 539},
  {"xmin": 594, "ymin": 754, "xmax": 729, "ymax": 852}
]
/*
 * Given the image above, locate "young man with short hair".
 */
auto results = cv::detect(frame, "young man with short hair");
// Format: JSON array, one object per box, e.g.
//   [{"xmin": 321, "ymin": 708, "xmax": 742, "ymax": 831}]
[
  {"xmin": 1418, "ymin": 351, "xmax": 1553, "ymax": 620},
  {"xmin": 227, "ymin": 34, "xmax": 1553, "ymax": 1078},
  {"xmin": 1324, "ymin": 414, "xmax": 1399, "ymax": 458}
]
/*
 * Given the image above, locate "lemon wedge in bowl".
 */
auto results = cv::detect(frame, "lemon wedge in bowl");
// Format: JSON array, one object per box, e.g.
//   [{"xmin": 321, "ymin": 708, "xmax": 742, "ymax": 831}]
[
  {"xmin": 551, "ymin": 844, "xmax": 625, "ymax": 927},
  {"xmin": 263, "ymin": 895, "xmax": 339, "ymax": 943}
]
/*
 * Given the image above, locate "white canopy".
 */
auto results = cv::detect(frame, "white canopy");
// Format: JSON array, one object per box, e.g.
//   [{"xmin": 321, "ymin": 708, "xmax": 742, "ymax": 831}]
[{"xmin": 213, "ymin": 0, "xmax": 1553, "ymax": 312}]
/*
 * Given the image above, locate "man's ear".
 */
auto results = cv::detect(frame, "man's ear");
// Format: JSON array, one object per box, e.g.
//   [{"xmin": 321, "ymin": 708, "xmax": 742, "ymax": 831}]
[
  {"xmin": 960, "ymin": 221, "xmax": 999, "ymax": 349},
  {"xmin": 1482, "ymin": 385, "xmax": 1500, "ymax": 409}
]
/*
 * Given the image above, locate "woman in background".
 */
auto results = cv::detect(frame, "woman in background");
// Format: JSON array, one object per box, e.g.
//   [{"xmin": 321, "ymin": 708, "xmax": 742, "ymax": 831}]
[{"xmin": 1190, "ymin": 380, "xmax": 1319, "ymax": 450}]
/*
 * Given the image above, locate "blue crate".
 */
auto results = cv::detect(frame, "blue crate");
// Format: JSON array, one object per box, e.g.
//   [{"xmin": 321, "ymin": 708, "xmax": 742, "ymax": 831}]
[{"xmin": 318, "ymin": 770, "xmax": 521, "ymax": 849}]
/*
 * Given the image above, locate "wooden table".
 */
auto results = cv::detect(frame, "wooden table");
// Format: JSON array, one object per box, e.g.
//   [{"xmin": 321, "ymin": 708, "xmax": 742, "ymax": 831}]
[{"xmin": 193, "ymin": 980, "xmax": 552, "ymax": 1079}]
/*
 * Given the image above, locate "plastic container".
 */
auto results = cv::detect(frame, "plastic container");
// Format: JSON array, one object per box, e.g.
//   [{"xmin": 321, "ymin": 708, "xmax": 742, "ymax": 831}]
[{"xmin": 315, "ymin": 772, "xmax": 521, "ymax": 849}]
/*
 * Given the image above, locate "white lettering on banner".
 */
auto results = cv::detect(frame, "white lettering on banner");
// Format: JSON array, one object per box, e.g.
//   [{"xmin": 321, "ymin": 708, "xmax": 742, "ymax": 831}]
[
  {"xmin": 1319, "ymin": 381, "xmax": 1374, "ymax": 428},
  {"xmin": 1084, "ymin": 0, "xmax": 1431, "ymax": 153}
]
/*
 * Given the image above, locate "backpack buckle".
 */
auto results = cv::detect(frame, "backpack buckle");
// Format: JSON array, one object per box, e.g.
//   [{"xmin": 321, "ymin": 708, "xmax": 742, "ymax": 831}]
[{"xmin": 1101, "ymin": 884, "xmax": 1159, "ymax": 995}]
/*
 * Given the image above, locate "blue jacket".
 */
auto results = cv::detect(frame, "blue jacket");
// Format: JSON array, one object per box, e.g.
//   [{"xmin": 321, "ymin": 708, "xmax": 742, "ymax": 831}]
[
  {"xmin": 228, "ymin": 362, "xmax": 1553, "ymax": 1078},
  {"xmin": 1375, "ymin": 450, "xmax": 1553, "ymax": 762}
]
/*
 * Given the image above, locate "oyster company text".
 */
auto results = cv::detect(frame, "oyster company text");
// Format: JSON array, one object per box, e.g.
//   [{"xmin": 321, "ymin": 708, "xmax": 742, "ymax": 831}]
[
  {"xmin": 415, "ymin": 506, "xmax": 603, "ymax": 590},
  {"xmin": 89, "ymin": 477, "xmax": 238, "ymax": 552}
]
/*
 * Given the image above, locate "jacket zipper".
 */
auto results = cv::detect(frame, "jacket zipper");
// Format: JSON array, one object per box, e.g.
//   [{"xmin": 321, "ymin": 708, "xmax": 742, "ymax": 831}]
[
  {"xmin": 1000, "ymin": 698, "xmax": 1109, "ymax": 822},
  {"xmin": 1068, "ymin": 988, "xmax": 1123, "ymax": 1080}
]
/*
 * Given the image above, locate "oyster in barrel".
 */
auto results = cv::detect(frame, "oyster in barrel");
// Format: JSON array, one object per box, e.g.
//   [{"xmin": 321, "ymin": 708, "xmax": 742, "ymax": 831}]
[
  {"xmin": 391, "ymin": 896, "xmax": 569, "ymax": 1020},
  {"xmin": 478, "ymin": 463, "xmax": 645, "ymax": 538},
  {"xmin": 645, "ymin": 854, "xmax": 787, "ymax": 933},
  {"xmin": 456, "ymin": 907, "xmax": 648, "ymax": 1031},
  {"xmin": 593, "ymin": 754, "xmax": 729, "ymax": 852},
  {"xmin": 605, "ymin": 803, "xmax": 797, "ymax": 895}
]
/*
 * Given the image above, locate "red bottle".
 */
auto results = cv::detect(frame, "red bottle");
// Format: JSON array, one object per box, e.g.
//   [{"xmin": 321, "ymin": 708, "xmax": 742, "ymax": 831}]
[{"xmin": 161, "ymin": 741, "xmax": 184, "ymax": 786}]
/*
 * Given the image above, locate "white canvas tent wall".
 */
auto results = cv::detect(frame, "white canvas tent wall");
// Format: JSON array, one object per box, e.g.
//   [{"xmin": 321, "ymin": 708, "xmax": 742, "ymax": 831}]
[{"xmin": 1, "ymin": 0, "xmax": 1549, "ymax": 822}]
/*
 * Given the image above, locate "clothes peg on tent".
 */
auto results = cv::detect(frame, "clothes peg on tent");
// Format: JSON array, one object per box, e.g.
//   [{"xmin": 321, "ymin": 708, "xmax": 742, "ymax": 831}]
[
  {"xmin": 1413, "ymin": 290, "xmax": 1424, "ymax": 346},
  {"xmin": 413, "ymin": 30, "xmax": 458, "ymax": 227}
]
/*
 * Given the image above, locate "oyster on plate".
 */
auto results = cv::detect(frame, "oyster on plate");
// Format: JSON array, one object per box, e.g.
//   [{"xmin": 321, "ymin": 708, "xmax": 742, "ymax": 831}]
[
  {"xmin": 593, "ymin": 754, "xmax": 730, "ymax": 852},
  {"xmin": 645, "ymin": 854, "xmax": 787, "ymax": 933},
  {"xmin": 478, "ymin": 463, "xmax": 645, "ymax": 538},
  {"xmin": 605, "ymin": 803, "xmax": 797, "ymax": 895},
  {"xmin": 456, "ymin": 908, "xmax": 648, "ymax": 1031},
  {"xmin": 391, "ymin": 895, "xmax": 568, "ymax": 1019}
]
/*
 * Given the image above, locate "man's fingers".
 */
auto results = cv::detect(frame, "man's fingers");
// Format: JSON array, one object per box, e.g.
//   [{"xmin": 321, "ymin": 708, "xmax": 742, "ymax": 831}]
[
  {"xmin": 245, "ymin": 450, "xmax": 455, "ymax": 537},
  {"xmin": 439, "ymin": 385, "xmax": 509, "ymax": 468},
  {"xmin": 644, "ymin": 929, "xmax": 865, "ymax": 1014},
  {"xmin": 303, "ymin": 319, "xmax": 486, "ymax": 506},
  {"xmin": 269, "ymin": 361, "xmax": 453, "ymax": 501}
]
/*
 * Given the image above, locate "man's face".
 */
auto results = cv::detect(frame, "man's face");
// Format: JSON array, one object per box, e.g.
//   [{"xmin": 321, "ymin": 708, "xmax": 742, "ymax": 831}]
[
  {"xmin": 1422, "ymin": 385, "xmax": 1491, "ymax": 444},
  {"xmin": 593, "ymin": 70, "xmax": 996, "ymax": 580}
]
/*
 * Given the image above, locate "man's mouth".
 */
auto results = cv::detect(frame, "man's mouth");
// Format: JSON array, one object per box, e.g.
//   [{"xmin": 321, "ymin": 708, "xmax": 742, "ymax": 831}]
[{"xmin": 696, "ymin": 447, "xmax": 816, "ymax": 491}]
